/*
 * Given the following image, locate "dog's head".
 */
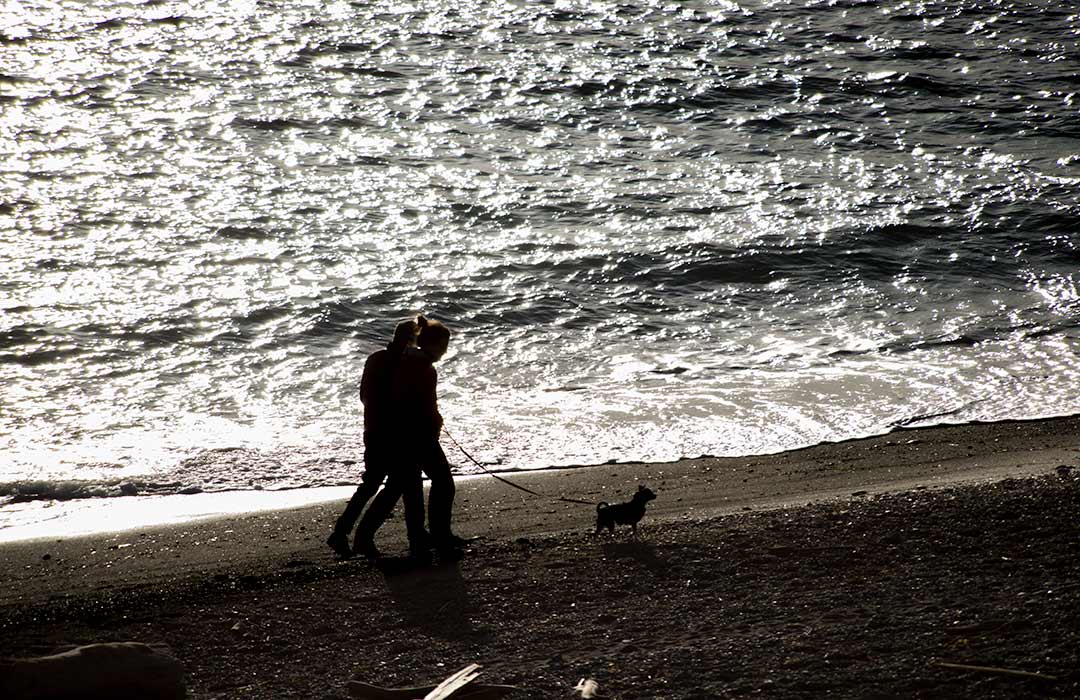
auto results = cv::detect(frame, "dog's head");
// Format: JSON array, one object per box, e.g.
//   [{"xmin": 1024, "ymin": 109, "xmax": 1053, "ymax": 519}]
[{"xmin": 633, "ymin": 484, "xmax": 656, "ymax": 504}]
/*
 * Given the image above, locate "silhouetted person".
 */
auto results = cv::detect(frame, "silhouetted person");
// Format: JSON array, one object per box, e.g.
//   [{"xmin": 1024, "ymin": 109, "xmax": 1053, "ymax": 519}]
[
  {"xmin": 327, "ymin": 319, "xmax": 426, "ymax": 558},
  {"xmin": 353, "ymin": 315, "xmax": 465, "ymax": 558}
]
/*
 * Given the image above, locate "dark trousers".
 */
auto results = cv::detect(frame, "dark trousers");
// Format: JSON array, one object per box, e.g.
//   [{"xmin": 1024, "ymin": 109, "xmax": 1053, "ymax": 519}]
[
  {"xmin": 332, "ymin": 440, "xmax": 394, "ymax": 538},
  {"xmin": 355, "ymin": 437, "xmax": 455, "ymax": 547}
]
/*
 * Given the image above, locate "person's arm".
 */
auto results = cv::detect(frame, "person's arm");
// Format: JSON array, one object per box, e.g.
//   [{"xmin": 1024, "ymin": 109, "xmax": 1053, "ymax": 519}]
[
  {"xmin": 423, "ymin": 365, "xmax": 443, "ymax": 435},
  {"xmin": 359, "ymin": 354, "xmax": 376, "ymax": 407}
]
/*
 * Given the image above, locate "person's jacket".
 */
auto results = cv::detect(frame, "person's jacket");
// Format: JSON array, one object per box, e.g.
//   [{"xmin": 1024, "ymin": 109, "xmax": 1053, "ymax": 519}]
[
  {"xmin": 359, "ymin": 344, "xmax": 406, "ymax": 436},
  {"xmin": 389, "ymin": 347, "xmax": 442, "ymax": 438}
]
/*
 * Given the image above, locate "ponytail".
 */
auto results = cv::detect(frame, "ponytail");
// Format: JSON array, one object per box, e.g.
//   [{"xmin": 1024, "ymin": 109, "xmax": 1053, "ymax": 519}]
[{"xmin": 416, "ymin": 314, "xmax": 450, "ymax": 349}]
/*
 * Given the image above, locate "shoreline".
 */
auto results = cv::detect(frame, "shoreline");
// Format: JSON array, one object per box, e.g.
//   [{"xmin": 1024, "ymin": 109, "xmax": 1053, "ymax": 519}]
[
  {"xmin": 0, "ymin": 414, "xmax": 1078, "ymax": 698},
  {"xmin": 1, "ymin": 413, "xmax": 1078, "ymax": 608},
  {"xmin": 2, "ymin": 413, "xmax": 1079, "ymax": 547}
]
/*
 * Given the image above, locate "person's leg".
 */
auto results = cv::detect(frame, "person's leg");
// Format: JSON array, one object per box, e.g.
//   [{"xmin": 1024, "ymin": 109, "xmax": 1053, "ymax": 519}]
[
  {"xmin": 421, "ymin": 440, "xmax": 456, "ymax": 543},
  {"xmin": 352, "ymin": 477, "xmax": 402, "ymax": 557},
  {"xmin": 327, "ymin": 448, "xmax": 388, "ymax": 556},
  {"xmin": 378, "ymin": 466, "xmax": 427, "ymax": 561},
  {"xmin": 398, "ymin": 466, "xmax": 428, "ymax": 554},
  {"xmin": 331, "ymin": 470, "xmax": 380, "ymax": 535}
]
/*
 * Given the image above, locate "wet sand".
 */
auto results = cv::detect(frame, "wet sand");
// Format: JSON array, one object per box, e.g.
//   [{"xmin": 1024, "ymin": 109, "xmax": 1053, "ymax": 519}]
[{"xmin": 1, "ymin": 415, "xmax": 1078, "ymax": 698}]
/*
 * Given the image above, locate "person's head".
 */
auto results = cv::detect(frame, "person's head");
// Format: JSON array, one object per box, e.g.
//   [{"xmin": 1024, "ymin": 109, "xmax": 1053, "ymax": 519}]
[
  {"xmin": 416, "ymin": 315, "xmax": 450, "ymax": 361},
  {"xmin": 388, "ymin": 318, "xmax": 419, "ymax": 351}
]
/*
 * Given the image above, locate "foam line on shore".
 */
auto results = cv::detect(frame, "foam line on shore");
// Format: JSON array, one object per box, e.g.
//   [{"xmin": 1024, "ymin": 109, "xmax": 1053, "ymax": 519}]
[
  {"xmin": 0, "ymin": 486, "xmax": 354, "ymax": 544},
  {"xmin": 2, "ymin": 414, "xmax": 1078, "ymax": 548}
]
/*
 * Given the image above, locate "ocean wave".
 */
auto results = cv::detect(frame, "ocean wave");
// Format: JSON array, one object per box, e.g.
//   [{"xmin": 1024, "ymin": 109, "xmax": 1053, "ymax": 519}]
[
  {"xmin": 461, "ymin": 231, "xmax": 1045, "ymax": 296},
  {"xmin": 0, "ymin": 347, "xmax": 82, "ymax": 367},
  {"xmin": 0, "ymin": 478, "xmax": 203, "ymax": 505},
  {"xmin": 890, "ymin": 316, "xmax": 1080, "ymax": 353},
  {"xmin": 216, "ymin": 225, "xmax": 271, "ymax": 241},
  {"xmin": 0, "ymin": 326, "xmax": 44, "ymax": 351},
  {"xmin": 234, "ymin": 117, "xmax": 311, "ymax": 132},
  {"xmin": 4, "ymin": 0, "xmax": 1080, "ymax": 509}
]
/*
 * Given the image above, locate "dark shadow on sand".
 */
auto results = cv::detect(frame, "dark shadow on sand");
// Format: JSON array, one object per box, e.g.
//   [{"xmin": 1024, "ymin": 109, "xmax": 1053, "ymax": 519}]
[
  {"xmin": 600, "ymin": 540, "xmax": 666, "ymax": 573},
  {"xmin": 377, "ymin": 557, "xmax": 475, "ymax": 639}
]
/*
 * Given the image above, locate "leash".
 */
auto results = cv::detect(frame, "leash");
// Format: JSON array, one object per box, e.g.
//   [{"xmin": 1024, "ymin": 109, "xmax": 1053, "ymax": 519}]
[{"xmin": 442, "ymin": 428, "xmax": 596, "ymax": 507}]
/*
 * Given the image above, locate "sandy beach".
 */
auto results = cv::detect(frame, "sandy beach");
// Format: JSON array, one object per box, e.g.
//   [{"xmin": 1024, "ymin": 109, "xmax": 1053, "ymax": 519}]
[{"xmin": 1, "ymin": 415, "xmax": 1078, "ymax": 698}]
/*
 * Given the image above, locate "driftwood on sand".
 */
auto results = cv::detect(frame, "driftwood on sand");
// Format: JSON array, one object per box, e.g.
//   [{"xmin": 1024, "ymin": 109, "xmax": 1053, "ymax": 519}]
[
  {"xmin": 931, "ymin": 660, "xmax": 1059, "ymax": 682},
  {"xmin": 348, "ymin": 664, "xmax": 517, "ymax": 700}
]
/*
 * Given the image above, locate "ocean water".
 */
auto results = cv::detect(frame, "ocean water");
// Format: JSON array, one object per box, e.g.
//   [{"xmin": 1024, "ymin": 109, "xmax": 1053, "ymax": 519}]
[{"xmin": 2, "ymin": 0, "xmax": 1078, "ymax": 513}]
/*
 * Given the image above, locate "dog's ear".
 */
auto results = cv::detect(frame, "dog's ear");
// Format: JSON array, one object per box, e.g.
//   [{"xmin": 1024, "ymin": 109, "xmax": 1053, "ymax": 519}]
[{"xmin": 637, "ymin": 484, "xmax": 647, "ymax": 492}]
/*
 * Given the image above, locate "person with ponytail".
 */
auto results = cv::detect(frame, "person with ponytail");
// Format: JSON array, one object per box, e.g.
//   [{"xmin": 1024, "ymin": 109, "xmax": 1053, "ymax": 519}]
[
  {"xmin": 352, "ymin": 314, "xmax": 466, "ymax": 558},
  {"xmin": 326, "ymin": 318, "xmax": 427, "ymax": 558}
]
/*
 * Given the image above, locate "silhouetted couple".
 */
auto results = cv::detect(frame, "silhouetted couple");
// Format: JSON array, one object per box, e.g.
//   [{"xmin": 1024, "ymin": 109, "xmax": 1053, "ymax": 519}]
[{"xmin": 327, "ymin": 315, "xmax": 466, "ymax": 562}]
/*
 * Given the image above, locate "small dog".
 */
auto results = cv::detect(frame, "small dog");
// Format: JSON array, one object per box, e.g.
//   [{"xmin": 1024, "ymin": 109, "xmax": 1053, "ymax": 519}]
[{"xmin": 595, "ymin": 485, "xmax": 656, "ymax": 536}]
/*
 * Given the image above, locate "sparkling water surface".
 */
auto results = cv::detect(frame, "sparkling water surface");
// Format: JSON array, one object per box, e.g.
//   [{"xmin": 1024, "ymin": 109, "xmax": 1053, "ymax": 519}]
[{"xmin": 1, "ymin": 0, "xmax": 1078, "ymax": 508}]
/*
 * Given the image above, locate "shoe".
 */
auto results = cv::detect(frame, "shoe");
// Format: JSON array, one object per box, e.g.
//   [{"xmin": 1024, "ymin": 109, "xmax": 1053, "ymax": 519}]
[
  {"xmin": 433, "ymin": 533, "xmax": 470, "ymax": 549},
  {"xmin": 326, "ymin": 532, "xmax": 351, "ymax": 559},
  {"xmin": 407, "ymin": 546, "xmax": 433, "ymax": 566},
  {"xmin": 352, "ymin": 539, "xmax": 382, "ymax": 560},
  {"xmin": 433, "ymin": 545, "xmax": 464, "ymax": 563}
]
